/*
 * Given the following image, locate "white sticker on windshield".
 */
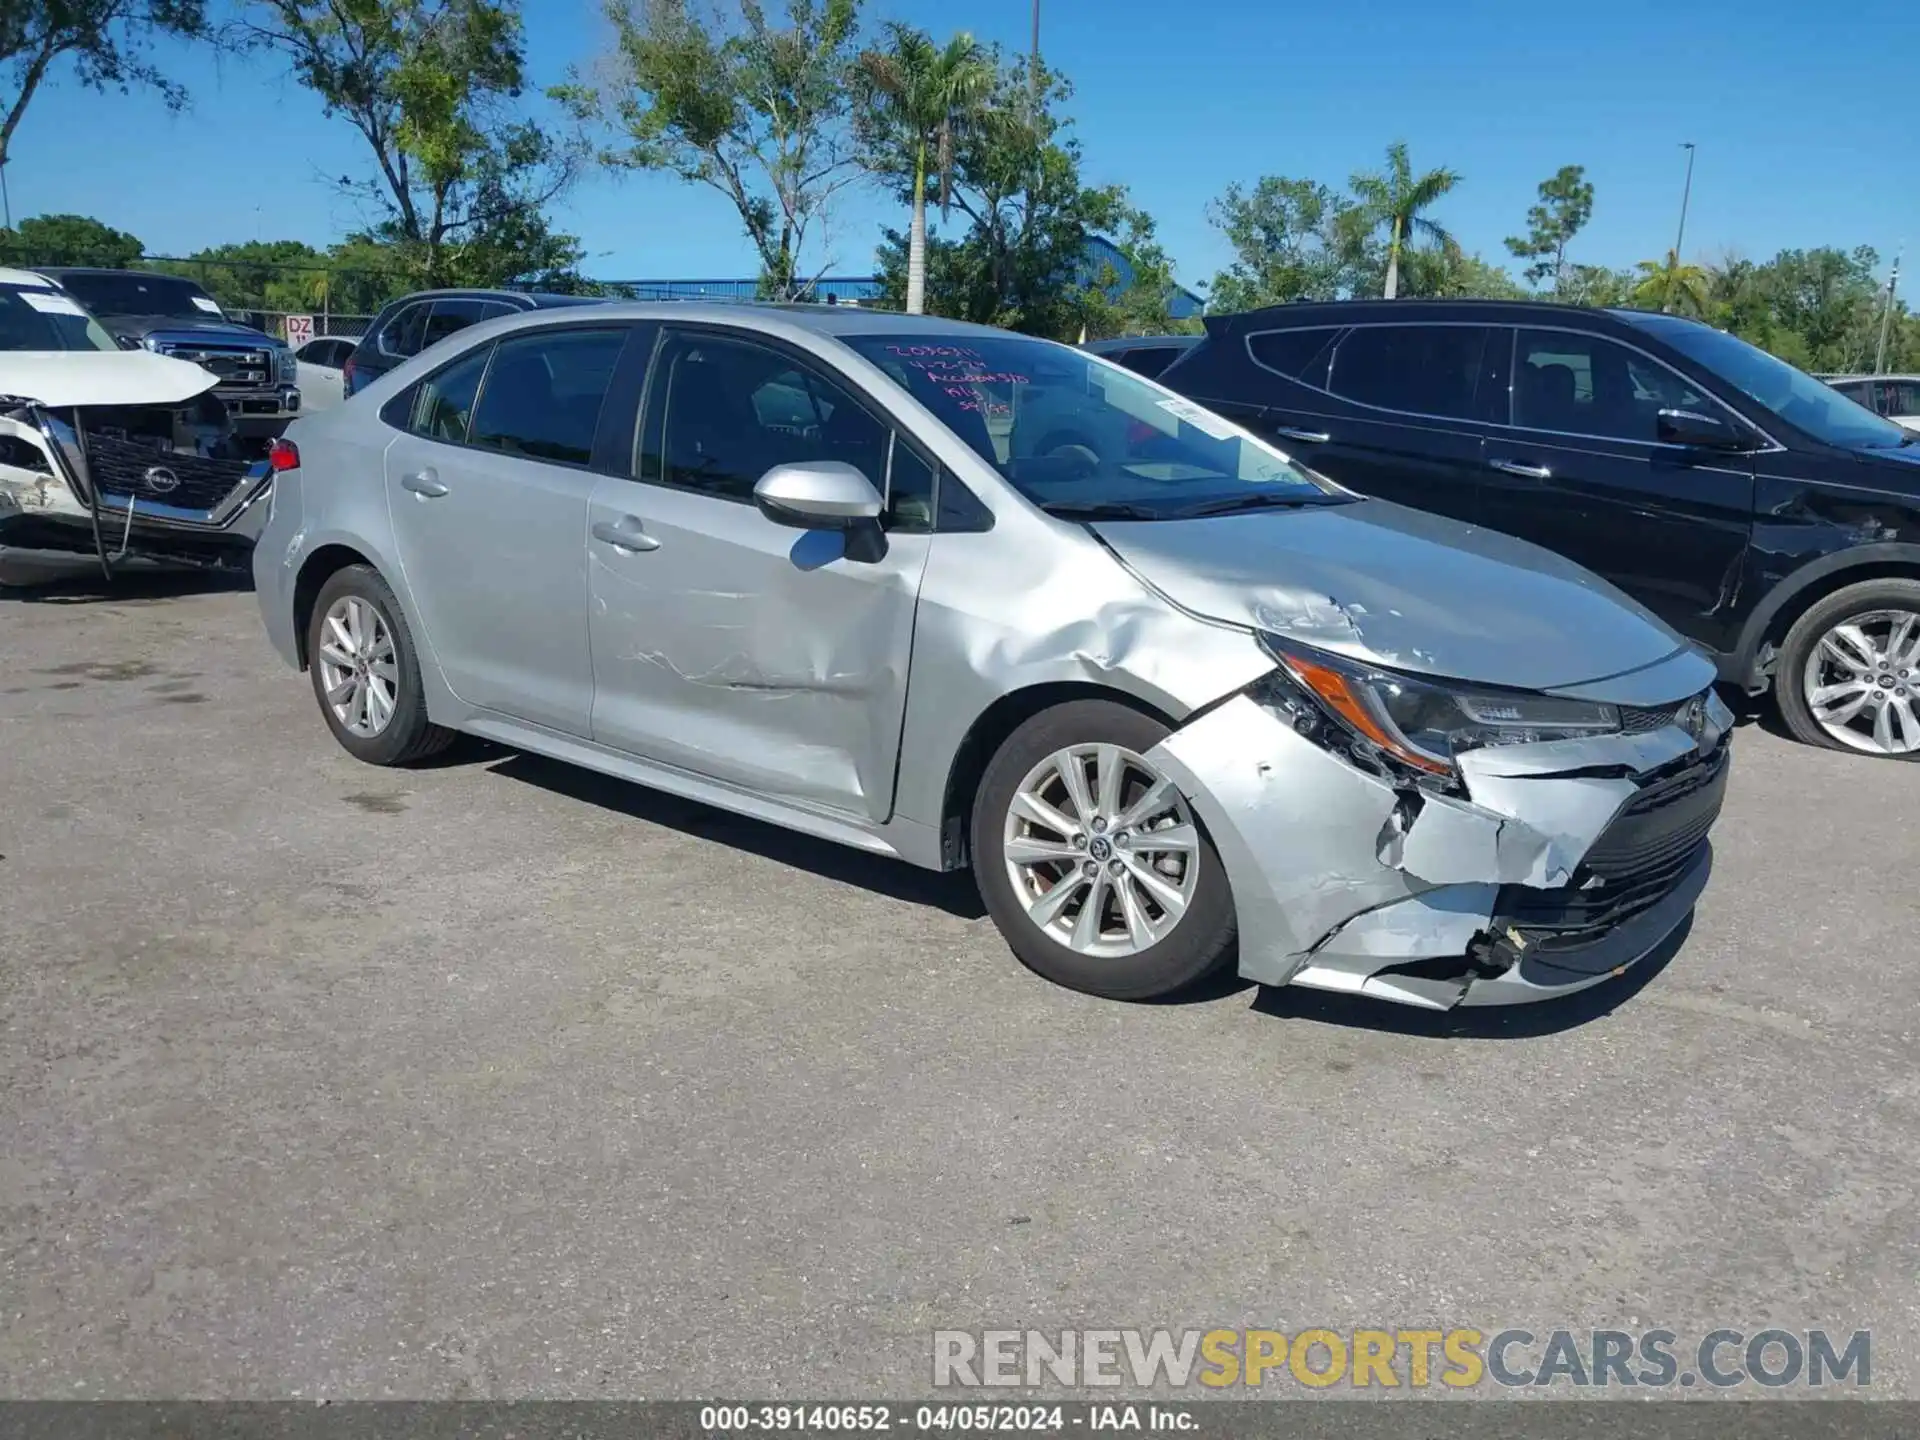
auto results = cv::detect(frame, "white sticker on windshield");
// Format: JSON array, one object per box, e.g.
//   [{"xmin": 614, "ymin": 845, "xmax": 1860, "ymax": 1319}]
[
  {"xmin": 191, "ymin": 295, "xmax": 224, "ymax": 314},
  {"xmin": 19, "ymin": 290, "xmax": 85, "ymax": 316},
  {"xmin": 1156, "ymin": 396, "xmax": 1239, "ymax": 442}
]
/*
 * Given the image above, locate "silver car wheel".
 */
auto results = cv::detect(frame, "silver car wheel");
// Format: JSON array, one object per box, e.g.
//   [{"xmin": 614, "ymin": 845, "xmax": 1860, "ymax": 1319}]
[
  {"xmin": 1002, "ymin": 742, "xmax": 1200, "ymax": 958},
  {"xmin": 1802, "ymin": 608, "xmax": 1920, "ymax": 755},
  {"xmin": 316, "ymin": 595, "xmax": 399, "ymax": 739}
]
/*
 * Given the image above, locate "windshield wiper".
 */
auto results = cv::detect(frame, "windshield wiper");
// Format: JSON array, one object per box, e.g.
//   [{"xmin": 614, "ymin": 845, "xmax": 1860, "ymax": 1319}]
[
  {"xmin": 1172, "ymin": 492, "xmax": 1348, "ymax": 518},
  {"xmin": 1037, "ymin": 501, "xmax": 1168, "ymax": 521}
]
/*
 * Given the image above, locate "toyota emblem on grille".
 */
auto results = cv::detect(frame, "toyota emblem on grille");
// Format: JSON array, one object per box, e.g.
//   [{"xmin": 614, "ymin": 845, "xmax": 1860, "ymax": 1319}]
[
  {"xmin": 143, "ymin": 465, "xmax": 181, "ymax": 494},
  {"xmin": 1677, "ymin": 696, "xmax": 1707, "ymax": 741}
]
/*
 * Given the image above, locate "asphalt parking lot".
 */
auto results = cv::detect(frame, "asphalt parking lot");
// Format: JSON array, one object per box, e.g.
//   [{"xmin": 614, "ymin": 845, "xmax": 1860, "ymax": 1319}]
[{"xmin": 3, "ymin": 562, "xmax": 1919, "ymax": 1400}]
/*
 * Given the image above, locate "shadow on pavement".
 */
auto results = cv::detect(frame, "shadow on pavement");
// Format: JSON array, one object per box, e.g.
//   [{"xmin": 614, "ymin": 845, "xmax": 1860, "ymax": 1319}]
[
  {"xmin": 485, "ymin": 749, "xmax": 990, "ymax": 921},
  {"xmin": 1248, "ymin": 912, "xmax": 1690, "ymax": 1040},
  {"xmin": 0, "ymin": 557, "xmax": 253, "ymax": 605}
]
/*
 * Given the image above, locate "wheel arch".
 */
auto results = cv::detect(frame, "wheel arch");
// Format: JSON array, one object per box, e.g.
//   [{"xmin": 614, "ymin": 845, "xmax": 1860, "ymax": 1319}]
[
  {"xmin": 1733, "ymin": 544, "xmax": 1920, "ymax": 690},
  {"xmin": 291, "ymin": 543, "xmax": 394, "ymax": 670},
  {"xmin": 937, "ymin": 681, "xmax": 1179, "ymax": 870}
]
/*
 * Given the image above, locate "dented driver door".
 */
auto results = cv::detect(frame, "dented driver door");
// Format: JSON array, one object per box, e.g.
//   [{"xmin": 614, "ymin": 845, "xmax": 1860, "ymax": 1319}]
[{"xmin": 584, "ymin": 328, "xmax": 932, "ymax": 824}]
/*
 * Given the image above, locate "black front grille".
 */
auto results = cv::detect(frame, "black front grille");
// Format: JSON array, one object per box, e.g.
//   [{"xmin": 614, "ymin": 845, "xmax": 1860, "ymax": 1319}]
[
  {"xmin": 82, "ymin": 433, "xmax": 255, "ymax": 511},
  {"xmin": 1621, "ymin": 700, "xmax": 1682, "ymax": 733},
  {"xmin": 1497, "ymin": 744, "xmax": 1728, "ymax": 953},
  {"xmin": 157, "ymin": 342, "xmax": 276, "ymax": 392}
]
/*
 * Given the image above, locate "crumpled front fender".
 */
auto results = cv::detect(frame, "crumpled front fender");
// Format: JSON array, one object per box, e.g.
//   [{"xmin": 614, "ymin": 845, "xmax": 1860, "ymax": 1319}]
[{"xmin": 1147, "ymin": 685, "xmax": 1730, "ymax": 1009}]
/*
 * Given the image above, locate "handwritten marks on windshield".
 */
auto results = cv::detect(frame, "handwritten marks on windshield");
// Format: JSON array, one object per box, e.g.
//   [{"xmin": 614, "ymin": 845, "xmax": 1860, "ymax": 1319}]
[{"xmin": 886, "ymin": 344, "xmax": 1025, "ymax": 415}]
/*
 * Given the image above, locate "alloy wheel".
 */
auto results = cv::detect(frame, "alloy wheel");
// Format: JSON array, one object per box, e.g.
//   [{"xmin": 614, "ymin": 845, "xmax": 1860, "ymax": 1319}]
[
  {"xmin": 1801, "ymin": 608, "xmax": 1920, "ymax": 755},
  {"xmin": 1001, "ymin": 742, "xmax": 1200, "ymax": 958},
  {"xmin": 316, "ymin": 595, "xmax": 399, "ymax": 739}
]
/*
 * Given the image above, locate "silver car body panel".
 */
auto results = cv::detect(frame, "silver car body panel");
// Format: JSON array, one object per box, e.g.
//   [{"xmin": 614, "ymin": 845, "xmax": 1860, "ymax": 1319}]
[{"xmin": 255, "ymin": 301, "xmax": 1729, "ymax": 1009}]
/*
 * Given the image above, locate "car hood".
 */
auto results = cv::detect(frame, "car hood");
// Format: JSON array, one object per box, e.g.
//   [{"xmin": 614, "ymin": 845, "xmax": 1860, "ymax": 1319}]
[
  {"xmin": 0, "ymin": 350, "xmax": 222, "ymax": 408},
  {"xmin": 96, "ymin": 314, "xmax": 276, "ymax": 344},
  {"xmin": 1090, "ymin": 499, "xmax": 1690, "ymax": 693}
]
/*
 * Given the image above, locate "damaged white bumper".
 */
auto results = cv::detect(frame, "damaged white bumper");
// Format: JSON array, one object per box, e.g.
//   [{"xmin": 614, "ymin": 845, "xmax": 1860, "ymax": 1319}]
[{"xmin": 1147, "ymin": 680, "xmax": 1732, "ymax": 1010}]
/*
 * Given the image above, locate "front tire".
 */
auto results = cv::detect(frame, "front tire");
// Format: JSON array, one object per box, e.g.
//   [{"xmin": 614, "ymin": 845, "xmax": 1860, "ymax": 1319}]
[
  {"xmin": 305, "ymin": 564, "xmax": 454, "ymax": 766},
  {"xmin": 971, "ymin": 700, "xmax": 1236, "ymax": 1000},
  {"xmin": 1776, "ymin": 578, "xmax": 1920, "ymax": 758}
]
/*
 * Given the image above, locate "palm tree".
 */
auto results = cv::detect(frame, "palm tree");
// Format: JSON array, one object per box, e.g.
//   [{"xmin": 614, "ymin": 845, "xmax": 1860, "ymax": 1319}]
[
  {"xmin": 1632, "ymin": 252, "xmax": 1710, "ymax": 316},
  {"xmin": 857, "ymin": 24, "xmax": 994, "ymax": 316},
  {"xmin": 1349, "ymin": 142, "xmax": 1462, "ymax": 299}
]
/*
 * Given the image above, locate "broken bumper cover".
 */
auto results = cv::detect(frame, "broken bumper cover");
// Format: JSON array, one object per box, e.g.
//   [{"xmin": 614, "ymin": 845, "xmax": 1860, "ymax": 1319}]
[
  {"xmin": 0, "ymin": 451, "xmax": 273, "ymax": 561},
  {"xmin": 1145, "ymin": 683, "xmax": 1729, "ymax": 1010}
]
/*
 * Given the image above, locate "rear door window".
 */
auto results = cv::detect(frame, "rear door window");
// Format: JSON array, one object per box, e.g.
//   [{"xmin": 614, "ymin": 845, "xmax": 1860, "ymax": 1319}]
[
  {"xmin": 1247, "ymin": 327, "xmax": 1340, "ymax": 387},
  {"xmin": 378, "ymin": 302, "xmax": 431, "ymax": 360},
  {"xmin": 409, "ymin": 344, "xmax": 492, "ymax": 444},
  {"xmin": 467, "ymin": 327, "xmax": 628, "ymax": 467},
  {"xmin": 422, "ymin": 298, "xmax": 496, "ymax": 350},
  {"xmin": 1326, "ymin": 324, "xmax": 1491, "ymax": 421}
]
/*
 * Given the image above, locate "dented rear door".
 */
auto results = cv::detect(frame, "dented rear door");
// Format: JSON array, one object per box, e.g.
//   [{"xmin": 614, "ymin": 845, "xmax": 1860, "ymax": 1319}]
[{"xmin": 584, "ymin": 327, "xmax": 932, "ymax": 824}]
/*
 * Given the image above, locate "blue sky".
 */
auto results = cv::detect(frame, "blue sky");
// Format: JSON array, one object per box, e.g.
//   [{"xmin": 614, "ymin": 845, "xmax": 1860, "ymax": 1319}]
[{"xmin": 6, "ymin": 0, "xmax": 1914, "ymax": 298}]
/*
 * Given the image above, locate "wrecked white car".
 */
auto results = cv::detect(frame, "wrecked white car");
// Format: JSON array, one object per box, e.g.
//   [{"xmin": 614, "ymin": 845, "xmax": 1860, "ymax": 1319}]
[
  {"xmin": 255, "ymin": 304, "xmax": 1730, "ymax": 1009},
  {"xmin": 0, "ymin": 268, "xmax": 275, "ymax": 577}
]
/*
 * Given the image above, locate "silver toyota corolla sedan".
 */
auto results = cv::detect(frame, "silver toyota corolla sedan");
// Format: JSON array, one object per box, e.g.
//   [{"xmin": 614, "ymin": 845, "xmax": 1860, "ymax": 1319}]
[{"xmin": 254, "ymin": 303, "xmax": 1732, "ymax": 1009}]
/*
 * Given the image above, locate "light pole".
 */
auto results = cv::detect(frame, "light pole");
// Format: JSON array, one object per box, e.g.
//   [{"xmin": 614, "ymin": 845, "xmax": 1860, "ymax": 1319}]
[
  {"xmin": 1875, "ymin": 246, "xmax": 1902, "ymax": 375},
  {"xmin": 1663, "ymin": 141, "xmax": 1696, "ymax": 314},
  {"xmin": 1028, "ymin": 0, "xmax": 1041, "ymax": 108}
]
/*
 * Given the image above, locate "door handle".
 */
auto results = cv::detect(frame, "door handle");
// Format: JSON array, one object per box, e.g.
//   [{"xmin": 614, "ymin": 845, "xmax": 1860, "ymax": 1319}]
[
  {"xmin": 402, "ymin": 469, "xmax": 449, "ymax": 498},
  {"xmin": 1273, "ymin": 426, "xmax": 1331, "ymax": 444},
  {"xmin": 591, "ymin": 517, "xmax": 661, "ymax": 553},
  {"xmin": 1488, "ymin": 459, "xmax": 1553, "ymax": 480}
]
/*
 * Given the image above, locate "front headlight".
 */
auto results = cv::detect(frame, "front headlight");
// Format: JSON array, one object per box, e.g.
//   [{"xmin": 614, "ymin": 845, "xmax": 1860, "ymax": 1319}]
[
  {"xmin": 1253, "ymin": 635, "xmax": 1619, "ymax": 777},
  {"xmin": 276, "ymin": 347, "xmax": 296, "ymax": 383}
]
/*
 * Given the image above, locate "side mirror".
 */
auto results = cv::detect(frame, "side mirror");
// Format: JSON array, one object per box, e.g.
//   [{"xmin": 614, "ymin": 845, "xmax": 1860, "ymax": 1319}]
[
  {"xmin": 1657, "ymin": 407, "xmax": 1751, "ymax": 451},
  {"xmin": 752, "ymin": 461, "xmax": 883, "ymax": 530}
]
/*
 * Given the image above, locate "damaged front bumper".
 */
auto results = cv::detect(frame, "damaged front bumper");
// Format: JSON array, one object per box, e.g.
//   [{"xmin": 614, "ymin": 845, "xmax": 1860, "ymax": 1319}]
[
  {"xmin": 1146, "ymin": 675, "xmax": 1731, "ymax": 1010},
  {"xmin": 0, "ymin": 404, "xmax": 271, "ymax": 567}
]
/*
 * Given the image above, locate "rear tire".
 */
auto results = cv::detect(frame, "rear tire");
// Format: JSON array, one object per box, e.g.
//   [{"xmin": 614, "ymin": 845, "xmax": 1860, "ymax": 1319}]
[
  {"xmin": 971, "ymin": 700, "xmax": 1236, "ymax": 1000},
  {"xmin": 305, "ymin": 564, "xmax": 455, "ymax": 766}
]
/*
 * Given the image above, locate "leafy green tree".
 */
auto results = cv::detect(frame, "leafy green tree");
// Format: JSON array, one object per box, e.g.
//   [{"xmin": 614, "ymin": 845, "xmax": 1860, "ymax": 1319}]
[
  {"xmin": 1348, "ymin": 141, "xmax": 1460, "ymax": 300},
  {"xmin": 1204, "ymin": 176, "xmax": 1371, "ymax": 310},
  {"xmin": 0, "ymin": 211, "xmax": 143, "ymax": 265},
  {"xmin": 1559, "ymin": 262, "xmax": 1635, "ymax": 309},
  {"xmin": 1504, "ymin": 164, "xmax": 1594, "ymax": 294},
  {"xmin": 237, "ymin": 0, "xmax": 582, "ymax": 290},
  {"xmin": 1632, "ymin": 252, "xmax": 1710, "ymax": 317},
  {"xmin": 854, "ymin": 23, "xmax": 991, "ymax": 315},
  {"xmin": 1399, "ymin": 248, "xmax": 1527, "ymax": 300},
  {"xmin": 563, "ymin": 0, "xmax": 862, "ymax": 301},
  {"xmin": 1078, "ymin": 207, "xmax": 1194, "ymax": 338},
  {"xmin": 1, "ymin": 0, "xmax": 208, "ymax": 180},
  {"xmin": 870, "ymin": 54, "xmax": 1135, "ymax": 340}
]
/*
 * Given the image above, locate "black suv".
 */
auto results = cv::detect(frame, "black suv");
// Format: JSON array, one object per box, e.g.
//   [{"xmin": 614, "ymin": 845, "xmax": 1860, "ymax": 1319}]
[
  {"xmin": 1157, "ymin": 299, "xmax": 1920, "ymax": 758},
  {"xmin": 345, "ymin": 288, "xmax": 607, "ymax": 396},
  {"xmin": 1081, "ymin": 334, "xmax": 1200, "ymax": 379}
]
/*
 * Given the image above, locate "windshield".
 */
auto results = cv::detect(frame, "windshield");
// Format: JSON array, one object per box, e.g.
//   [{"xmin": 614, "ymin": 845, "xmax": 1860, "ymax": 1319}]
[
  {"xmin": 53, "ymin": 271, "xmax": 224, "ymax": 322},
  {"xmin": 841, "ymin": 331, "xmax": 1344, "ymax": 519},
  {"xmin": 1628, "ymin": 314, "xmax": 1913, "ymax": 450},
  {"xmin": 0, "ymin": 285, "xmax": 118, "ymax": 352}
]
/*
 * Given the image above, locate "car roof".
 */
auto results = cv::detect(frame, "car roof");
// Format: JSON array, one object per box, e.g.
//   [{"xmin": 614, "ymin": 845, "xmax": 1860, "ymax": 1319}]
[
  {"xmin": 0, "ymin": 266, "xmax": 58, "ymax": 288},
  {"xmin": 1824, "ymin": 372, "xmax": 1920, "ymax": 382},
  {"xmin": 1203, "ymin": 297, "xmax": 1720, "ymax": 342},
  {"xmin": 36, "ymin": 266, "xmax": 199, "ymax": 281},
  {"xmin": 1083, "ymin": 335, "xmax": 1200, "ymax": 353},
  {"xmin": 378, "ymin": 288, "xmax": 604, "ymax": 311},
  {"xmin": 443, "ymin": 300, "xmax": 1018, "ymax": 342}
]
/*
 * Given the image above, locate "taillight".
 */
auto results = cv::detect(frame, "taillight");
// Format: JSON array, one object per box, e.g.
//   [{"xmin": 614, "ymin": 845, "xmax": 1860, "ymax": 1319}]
[{"xmin": 268, "ymin": 438, "xmax": 300, "ymax": 471}]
